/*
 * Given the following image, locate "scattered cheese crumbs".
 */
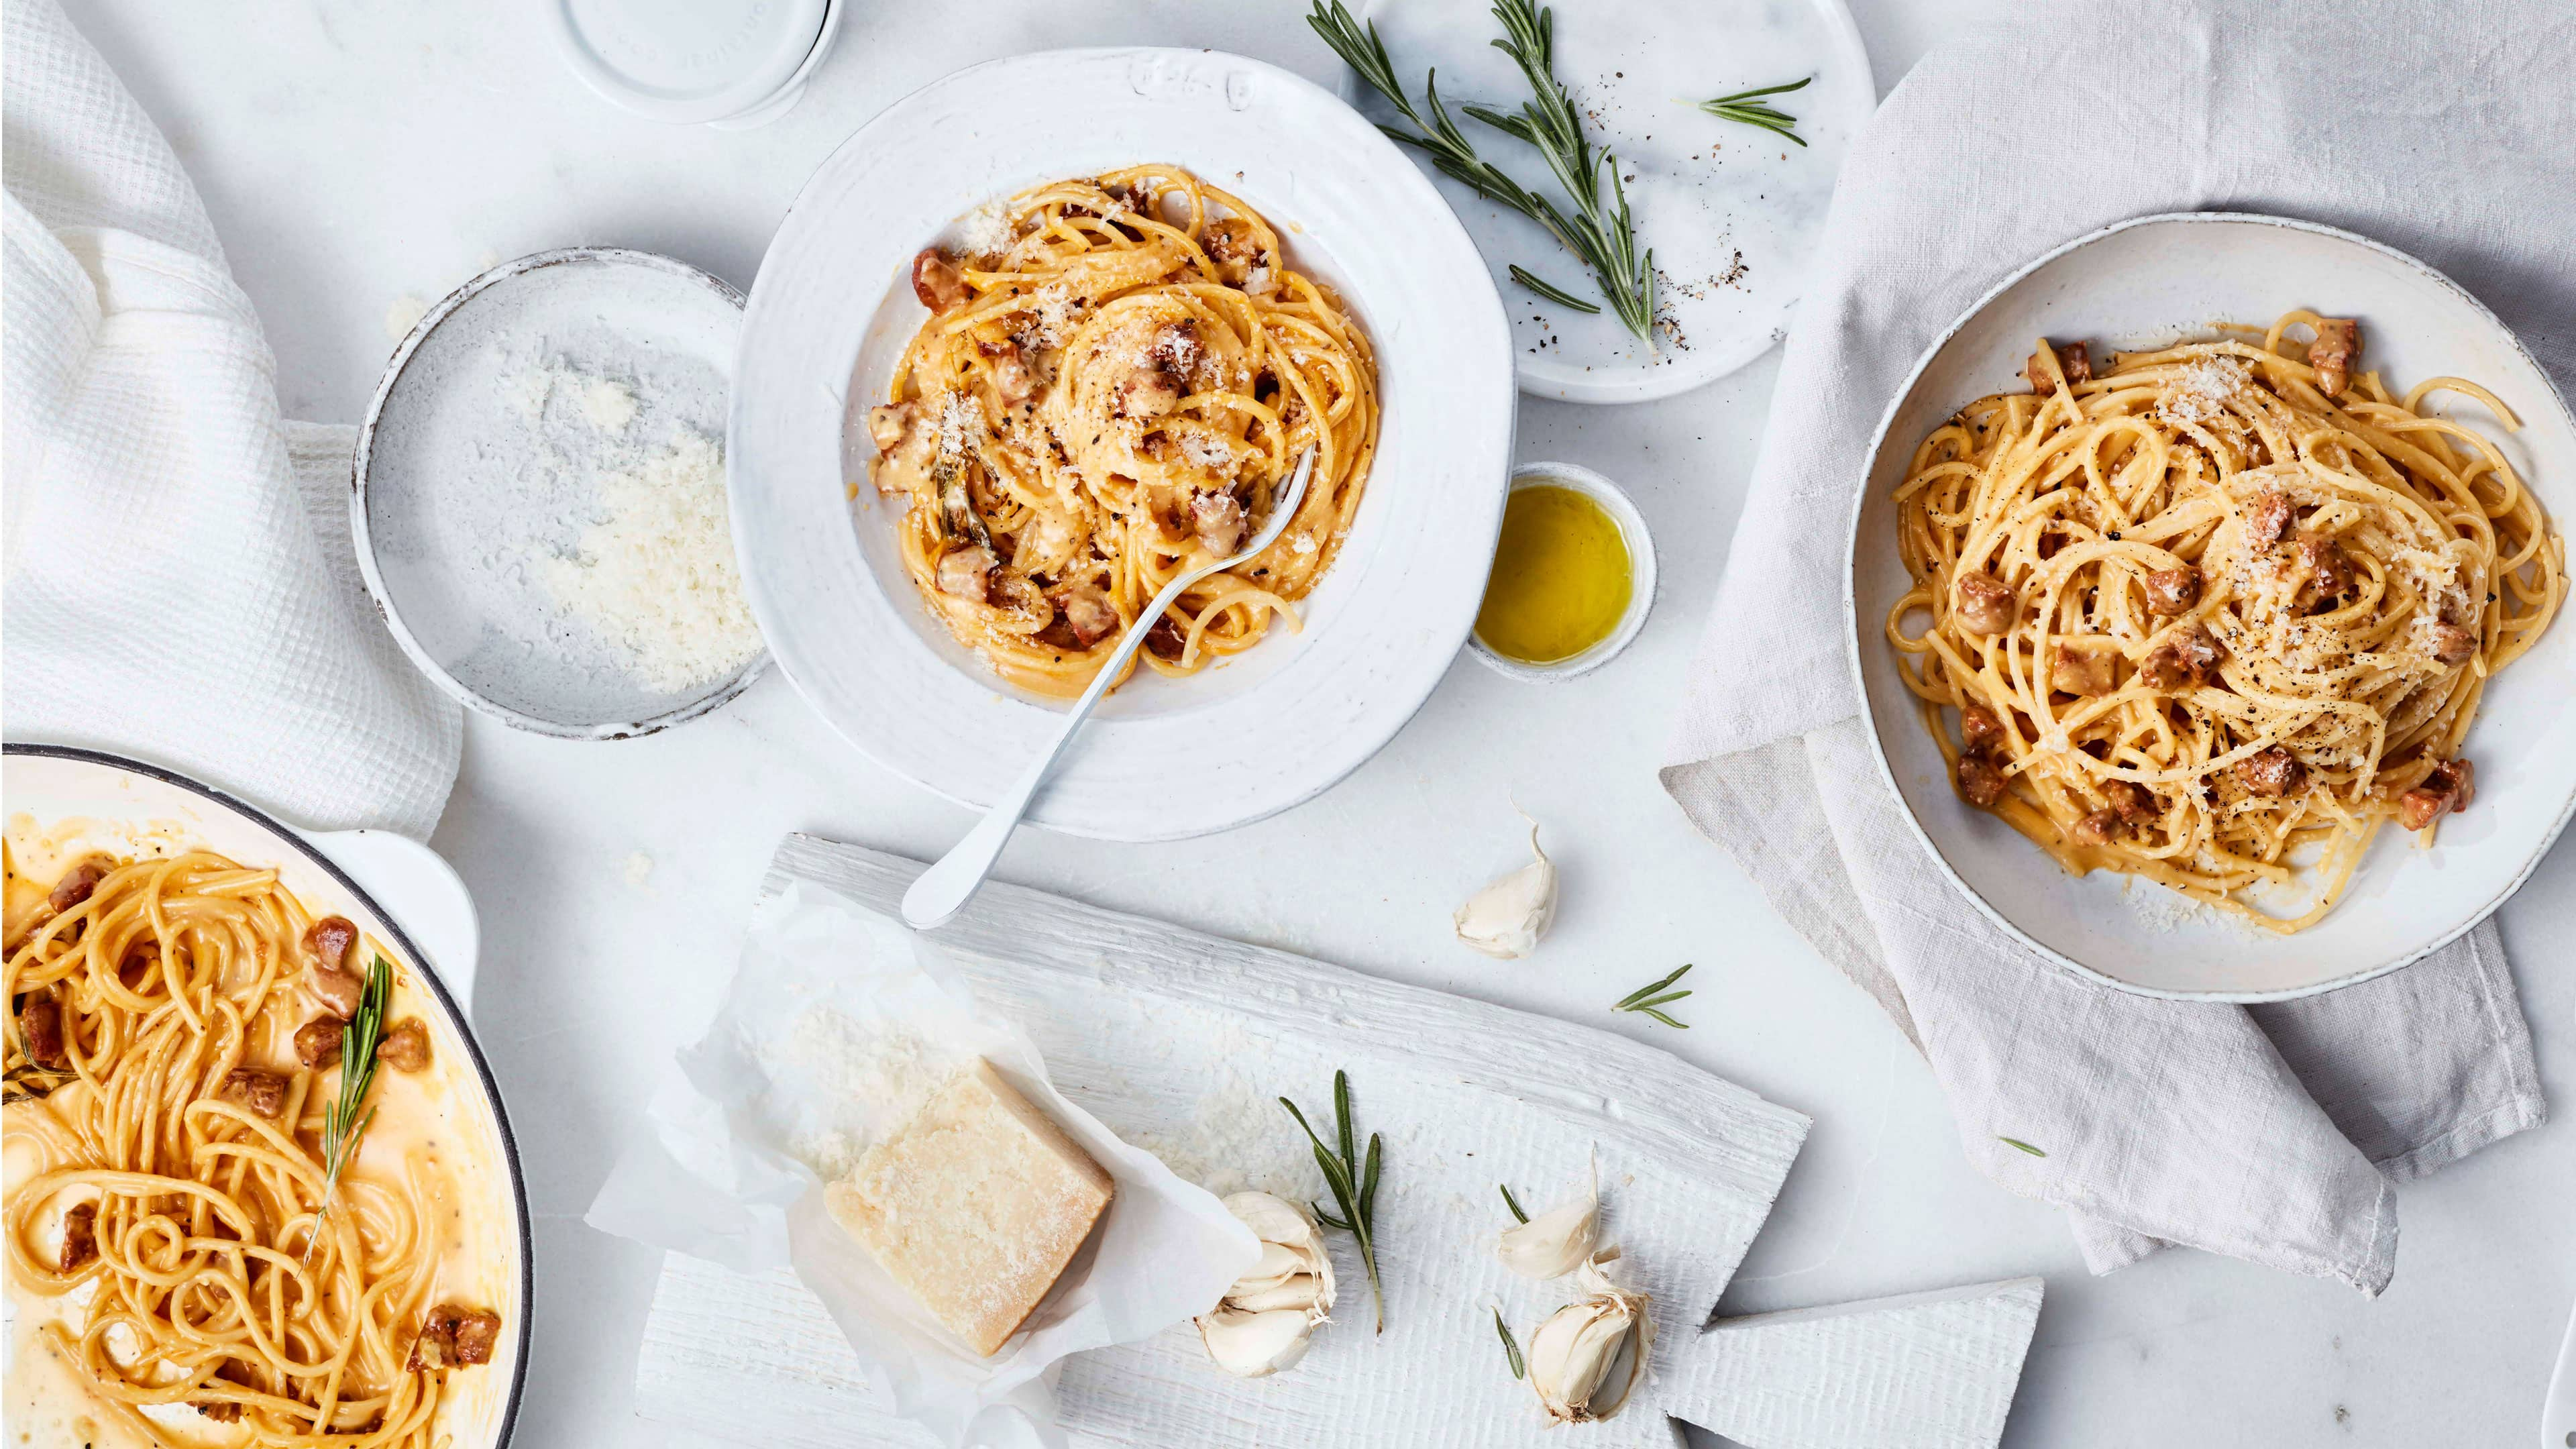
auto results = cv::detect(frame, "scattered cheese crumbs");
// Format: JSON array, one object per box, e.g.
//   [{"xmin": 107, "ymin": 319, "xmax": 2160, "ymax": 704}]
[
  {"xmin": 541, "ymin": 427, "xmax": 764, "ymax": 694},
  {"xmin": 2157, "ymin": 356, "xmax": 2248, "ymax": 427},
  {"xmin": 933, "ymin": 390, "xmax": 984, "ymax": 458},
  {"xmin": 623, "ymin": 851, "xmax": 654, "ymax": 888},
  {"xmin": 1290, "ymin": 532, "xmax": 1317, "ymax": 555},
  {"xmin": 1179, "ymin": 432, "xmax": 1234, "ymax": 472},
  {"xmin": 578, "ymin": 376, "xmax": 639, "ymax": 432},
  {"xmin": 953, "ymin": 199, "xmax": 1018, "ymax": 260},
  {"xmin": 824, "ymin": 1059, "xmax": 1114, "ymax": 1358}
]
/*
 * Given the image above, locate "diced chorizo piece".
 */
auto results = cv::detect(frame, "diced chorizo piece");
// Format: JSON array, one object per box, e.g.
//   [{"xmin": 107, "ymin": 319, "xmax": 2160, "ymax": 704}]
[
  {"xmin": 309, "ymin": 965, "xmax": 364, "ymax": 1020},
  {"xmin": 193, "ymin": 1397, "xmax": 243, "ymax": 1424},
  {"xmin": 2141, "ymin": 566, "xmax": 2202, "ymax": 616},
  {"xmin": 2235, "ymin": 747, "xmax": 2306, "ymax": 799},
  {"xmin": 2140, "ymin": 623, "xmax": 2224, "ymax": 690},
  {"xmin": 1114, "ymin": 367, "xmax": 1182, "ymax": 420},
  {"xmin": 1960, "ymin": 704, "xmax": 2006, "ymax": 759},
  {"xmin": 866, "ymin": 402, "xmax": 914, "ymax": 453},
  {"xmin": 48, "ymin": 859, "xmax": 107, "ymax": 914},
  {"xmin": 218, "ymin": 1068, "xmax": 288, "ymax": 1120},
  {"xmin": 2051, "ymin": 643, "xmax": 2120, "ymax": 697},
  {"xmin": 1143, "ymin": 614, "xmax": 1187, "ymax": 661},
  {"xmin": 58, "ymin": 1201, "xmax": 96, "ymax": 1271},
  {"xmin": 377, "ymin": 1019, "xmax": 431, "ymax": 1073},
  {"xmin": 2025, "ymin": 339, "xmax": 2092, "ymax": 395},
  {"xmin": 1953, "ymin": 570, "xmax": 2017, "ymax": 635},
  {"xmin": 20, "ymin": 996, "xmax": 67, "ymax": 1070},
  {"xmin": 934, "ymin": 545, "xmax": 997, "ymax": 604},
  {"xmin": 449, "ymin": 1307, "xmax": 502, "ymax": 1366},
  {"xmin": 987, "ymin": 343, "xmax": 1036, "ymax": 406},
  {"xmin": 1199, "ymin": 217, "xmax": 1270, "ymax": 285},
  {"xmin": 910, "ymin": 248, "xmax": 971, "ymax": 314},
  {"xmin": 408, "ymin": 1308, "xmax": 459, "ymax": 1371},
  {"xmin": 2288, "ymin": 533, "xmax": 2355, "ymax": 606},
  {"xmin": 2308, "ymin": 318, "xmax": 2360, "ymax": 398},
  {"xmin": 294, "ymin": 1016, "xmax": 345, "ymax": 1069},
  {"xmin": 1957, "ymin": 755, "xmax": 2007, "ymax": 808},
  {"xmin": 1053, "ymin": 586, "xmax": 1120, "ymax": 647},
  {"xmin": 303, "ymin": 916, "xmax": 358, "ymax": 973},
  {"xmin": 1191, "ymin": 492, "xmax": 1246, "ymax": 557},
  {"xmin": 2105, "ymin": 779, "xmax": 2159, "ymax": 824},
  {"xmin": 2424, "ymin": 620, "xmax": 2477, "ymax": 665},
  {"xmin": 2243, "ymin": 492, "xmax": 2294, "ymax": 549},
  {"xmin": 1149, "ymin": 321, "xmax": 1203, "ymax": 378},
  {"xmin": 2423, "ymin": 757, "xmax": 2475, "ymax": 811},
  {"xmin": 2071, "ymin": 809, "xmax": 2122, "ymax": 846}
]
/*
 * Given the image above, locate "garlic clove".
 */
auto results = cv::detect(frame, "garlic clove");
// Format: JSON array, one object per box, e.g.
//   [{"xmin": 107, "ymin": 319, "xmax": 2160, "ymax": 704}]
[
  {"xmin": 1453, "ymin": 820, "xmax": 1558, "ymax": 959},
  {"xmin": 1226, "ymin": 1274, "xmax": 1326, "ymax": 1313},
  {"xmin": 1237, "ymin": 1240, "xmax": 1307, "ymax": 1289},
  {"xmin": 1525, "ymin": 1254, "xmax": 1654, "ymax": 1423},
  {"xmin": 1496, "ymin": 1193, "xmax": 1599, "ymax": 1281},
  {"xmin": 1197, "ymin": 1305, "xmax": 1318, "ymax": 1377}
]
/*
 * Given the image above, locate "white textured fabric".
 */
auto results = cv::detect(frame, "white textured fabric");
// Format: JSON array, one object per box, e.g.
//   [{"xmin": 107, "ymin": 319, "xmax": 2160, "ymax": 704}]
[
  {"xmin": 2, "ymin": 0, "xmax": 460, "ymax": 837},
  {"xmin": 1662, "ymin": 0, "xmax": 2559, "ymax": 1295}
]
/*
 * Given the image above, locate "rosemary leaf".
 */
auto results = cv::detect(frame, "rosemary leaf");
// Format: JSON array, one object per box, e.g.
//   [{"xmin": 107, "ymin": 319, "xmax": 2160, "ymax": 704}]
[
  {"xmin": 1494, "ymin": 1308, "xmax": 1526, "ymax": 1379},
  {"xmin": 1281, "ymin": 1071, "xmax": 1389, "ymax": 1332},
  {"xmin": 1613, "ymin": 962, "xmax": 1693, "ymax": 1009},
  {"xmin": 1509, "ymin": 264, "xmax": 1602, "ymax": 313},
  {"xmin": 1614, "ymin": 964, "xmax": 1695, "ymax": 1027},
  {"xmin": 1997, "ymin": 1136, "xmax": 2049, "ymax": 1158},
  {"xmin": 312, "ymin": 952, "xmax": 393, "ymax": 1248},
  {"xmin": 1693, "ymin": 76, "xmax": 1813, "ymax": 146},
  {"xmin": 1499, "ymin": 1183, "xmax": 1529, "ymax": 1224}
]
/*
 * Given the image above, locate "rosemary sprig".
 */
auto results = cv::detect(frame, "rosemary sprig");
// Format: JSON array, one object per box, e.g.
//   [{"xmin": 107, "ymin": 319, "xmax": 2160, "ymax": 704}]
[
  {"xmin": 1693, "ymin": 76, "xmax": 1813, "ymax": 146},
  {"xmin": 1493, "ymin": 1307, "xmax": 1526, "ymax": 1379},
  {"xmin": 1508, "ymin": 264, "xmax": 1601, "ymax": 314},
  {"xmin": 1279, "ymin": 1069, "xmax": 1387, "ymax": 1332},
  {"xmin": 1997, "ymin": 1136, "xmax": 2049, "ymax": 1158},
  {"xmin": 1498, "ymin": 1182, "xmax": 1530, "ymax": 1223},
  {"xmin": 3, "ymin": 1061, "xmax": 74, "ymax": 1105},
  {"xmin": 1307, "ymin": 0, "xmax": 1656, "ymax": 340},
  {"xmin": 1611, "ymin": 962, "xmax": 1693, "ymax": 1028},
  {"xmin": 312, "ymin": 952, "xmax": 393, "ymax": 1242}
]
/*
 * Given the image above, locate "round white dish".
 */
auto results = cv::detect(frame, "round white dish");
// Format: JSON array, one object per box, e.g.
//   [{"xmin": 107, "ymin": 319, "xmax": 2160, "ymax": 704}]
[
  {"xmin": 1468, "ymin": 462, "xmax": 1658, "ymax": 680},
  {"xmin": 1845, "ymin": 212, "xmax": 2576, "ymax": 1002},
  {"xmin": 547, "ymin": 0, "xmax": 843, "ymax": 130},
  {"xmin": 1, "ymin": 744, "xmax": 529, "ymax": 1446},
  {"xmin": 1345, "ymin": 0, "xmax": 1875, "ymax": 403},
  {"xmin": 729, "ymin": 47, "xmax": 1518, "ymax": 841},
  {"xmin": 355, "ymin": 248, "xmax": 767, "ymax": 741}
]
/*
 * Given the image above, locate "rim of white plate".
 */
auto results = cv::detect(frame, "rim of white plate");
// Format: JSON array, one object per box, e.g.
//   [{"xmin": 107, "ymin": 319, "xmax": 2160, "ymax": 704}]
[
  {"xmin": 1841, "ymin": 211, "xmax": 2576, "ymax": 1002},
  {"xmin": 729, "ymin": 47, "xmax": 1519, "ymax": 842}
]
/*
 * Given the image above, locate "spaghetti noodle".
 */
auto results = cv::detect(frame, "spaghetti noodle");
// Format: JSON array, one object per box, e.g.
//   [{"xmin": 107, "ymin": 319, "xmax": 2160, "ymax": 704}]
[
  {"xmin": 4, "ymin": 846, "xmax": 501, "ymax": 1446},
  {"xmin": 1886, "ymin": 312, "xmax": 2564, "ymax": 930},
  {"xmin": 863, "ymin": 165, "xmax": 1381, "ymax": 698}
]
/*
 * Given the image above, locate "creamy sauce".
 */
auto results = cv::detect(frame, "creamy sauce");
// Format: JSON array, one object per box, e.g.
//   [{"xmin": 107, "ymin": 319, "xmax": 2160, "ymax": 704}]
[{"xmin": 4, "ymin": 816, "xmax": 519, "ymax": 1448}]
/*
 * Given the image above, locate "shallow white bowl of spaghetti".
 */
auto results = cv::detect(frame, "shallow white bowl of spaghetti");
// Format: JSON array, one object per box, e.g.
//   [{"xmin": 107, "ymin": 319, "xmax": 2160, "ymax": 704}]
[
  {"xmin": 1845, "ymin": 213, "xmax": 2576, "ymax": 1001},
  {"xmin": 729, "ymin": 48, "xmax": 1517, "ymax": 841}
]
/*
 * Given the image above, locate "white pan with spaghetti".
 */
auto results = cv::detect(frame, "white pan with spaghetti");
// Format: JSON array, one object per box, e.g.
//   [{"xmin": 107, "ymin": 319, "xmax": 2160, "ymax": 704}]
[
  {"xmin": 1845, "ymin": 213, "xmax": 2575, "ymax": 1002},
  {"xmin": 728, "ymin": 48, "xmax": 1515, "ymax": 842},
  {"xmin": 2, "ymin": 745, "xmax": 529, "ymax": 1448}
]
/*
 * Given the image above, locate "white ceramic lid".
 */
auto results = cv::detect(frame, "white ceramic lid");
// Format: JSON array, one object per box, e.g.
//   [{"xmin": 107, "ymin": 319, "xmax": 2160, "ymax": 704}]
[{"xmin": 549, "ymin": 0, "xmax": 830, "ymax": 127}]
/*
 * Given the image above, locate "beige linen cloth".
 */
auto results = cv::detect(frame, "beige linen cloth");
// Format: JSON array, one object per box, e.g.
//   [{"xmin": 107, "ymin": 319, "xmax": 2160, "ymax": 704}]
[
  {"xmin": 3, "ymin": 0, "xmax": 460, "ymax": 837},
  {"xmin": 1662, "ymin": 0, "xmax": 2565, "ymax": 1293}
]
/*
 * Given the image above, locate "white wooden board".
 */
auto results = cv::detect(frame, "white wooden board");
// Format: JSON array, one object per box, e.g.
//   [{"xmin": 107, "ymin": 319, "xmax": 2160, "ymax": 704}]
[{"xmin": 633, "ymin": 836, "xmax": 2035, "ymax": 1446}]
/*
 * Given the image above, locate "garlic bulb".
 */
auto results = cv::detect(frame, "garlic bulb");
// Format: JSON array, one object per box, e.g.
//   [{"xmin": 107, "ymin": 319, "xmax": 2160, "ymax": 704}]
[
  {"xmin": 1496, "ymin": 1165, "xmax": 1599, "ymax": 1281},
  {"xmin": 1454, "ymin": 820, "xmax": 1557, "ymax": 959},
  {"xmin": 1525, "ymin": 1254, "xmax": 1654, "ymax": 1424},
  {"xmin": 1195, "ymin": 1191, "xmax": 1334, "ymax": 1377}
]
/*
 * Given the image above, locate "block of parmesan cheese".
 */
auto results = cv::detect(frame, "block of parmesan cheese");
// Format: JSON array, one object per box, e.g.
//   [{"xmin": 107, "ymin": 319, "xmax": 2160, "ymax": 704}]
[{"xmin": 824, "ymin": 1057, "xmax": 1114, "ymax": 1357}]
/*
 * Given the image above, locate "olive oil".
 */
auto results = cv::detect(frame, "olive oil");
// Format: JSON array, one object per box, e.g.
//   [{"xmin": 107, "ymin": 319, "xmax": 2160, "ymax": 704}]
[{"xmin": 1474, "ymin": 484, "xmax": 1633, "ymax": 665}]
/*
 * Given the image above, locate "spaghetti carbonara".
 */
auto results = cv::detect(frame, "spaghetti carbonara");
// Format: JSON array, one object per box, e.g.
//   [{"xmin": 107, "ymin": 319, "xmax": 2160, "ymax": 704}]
[
  {"xmin": 1888, "ymin": 312, "xmax": 2564, "ymax": 930},
  {"xmin": 862, "ymin": 166, "xmax": 1380, "ymax": 698},
  {"xmin": 5, "ymin": 844, "xmax": 506, "ymax": 1446}
]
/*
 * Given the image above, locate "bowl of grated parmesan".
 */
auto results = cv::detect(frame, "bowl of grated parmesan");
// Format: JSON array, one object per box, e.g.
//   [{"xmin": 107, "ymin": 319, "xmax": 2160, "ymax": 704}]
[{"xmin": 354, "ymin": 248, "xmax": 769, "ymax": 739}]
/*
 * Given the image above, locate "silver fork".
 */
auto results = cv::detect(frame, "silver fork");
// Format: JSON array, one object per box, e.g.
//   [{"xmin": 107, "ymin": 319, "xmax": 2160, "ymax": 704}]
[{"xmin": 900, "ymin": 445, "xmax": 1320, "ymax": 929}]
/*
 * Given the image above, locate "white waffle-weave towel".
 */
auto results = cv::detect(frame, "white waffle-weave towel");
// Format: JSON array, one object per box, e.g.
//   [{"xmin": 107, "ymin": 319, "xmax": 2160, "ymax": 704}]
[
  {"xmin": 1662, "ymin": 0, "xmax": 2561, "ymax": 1293},
  {"xmin": 2, "ymin": 0, "xmax": 459, "ymax": 837}
]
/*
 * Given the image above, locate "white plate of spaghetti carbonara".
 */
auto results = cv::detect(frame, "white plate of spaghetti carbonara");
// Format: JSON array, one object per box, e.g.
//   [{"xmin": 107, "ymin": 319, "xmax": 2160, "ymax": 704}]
[
  {"xmin": 728, "ymin": 48, "xmax": 1515, "ymax": 841},
  {"xmin": 1849, "ymin": 213, "xmax": 2574, "ymax": 1000}
]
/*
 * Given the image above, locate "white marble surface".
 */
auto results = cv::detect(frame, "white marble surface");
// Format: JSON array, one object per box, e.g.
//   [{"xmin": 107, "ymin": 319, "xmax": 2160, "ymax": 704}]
[{"xmin": 68, "ymin": 2, "xmax": 2575, "ymax": 1445}]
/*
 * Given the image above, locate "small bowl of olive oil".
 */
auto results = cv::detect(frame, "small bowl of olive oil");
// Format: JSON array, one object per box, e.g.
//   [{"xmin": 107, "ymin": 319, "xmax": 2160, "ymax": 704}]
[{"xmin": 1468, "ymin": 462, "xmax": 1657, "ymax": 680}]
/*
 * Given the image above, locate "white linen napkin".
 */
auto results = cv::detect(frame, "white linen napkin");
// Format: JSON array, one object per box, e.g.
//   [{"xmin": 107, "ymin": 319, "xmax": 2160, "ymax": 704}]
[
  {"xmin": 1662, "ymin": 0, "xmax": 2563, "ymax": 1294},
  {"xmin": 2, "ymin": 0, "xmax": 460, "ymax": 837}
]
